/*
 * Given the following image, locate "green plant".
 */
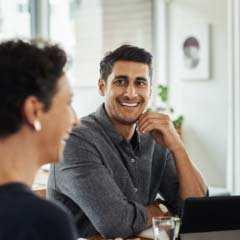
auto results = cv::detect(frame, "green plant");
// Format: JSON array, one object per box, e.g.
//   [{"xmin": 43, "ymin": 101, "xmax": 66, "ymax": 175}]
[
  {"xmin": 158, "ymin": 84, "xmax": 168, "ymax": 102},
  {"xmin": 156, "ymin": 84, "xmax": 184, "ymax": 129},
  {"xmin": 173, "ymin": 115, "xmax": 184, "ymax": 129}
]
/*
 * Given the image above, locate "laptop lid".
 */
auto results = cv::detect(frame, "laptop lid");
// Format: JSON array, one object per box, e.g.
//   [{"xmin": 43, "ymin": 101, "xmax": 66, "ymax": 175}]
[
  {"xmin": 180, "ymin": 196, "xmax": 240, "ymax": 233},
  {"xmin": 179, "ymin": 196, "xmax": 240, "ymax": 240}
]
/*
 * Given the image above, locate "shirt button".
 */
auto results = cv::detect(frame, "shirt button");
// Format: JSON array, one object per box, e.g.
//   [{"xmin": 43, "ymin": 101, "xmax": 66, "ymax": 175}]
[
  {"xmin": 133, "ymin": 187, "xmax": 138, "ymax": 193},
  {"xmin": 130, "ymin": 158, "xmax": 136, "ymax": 163}
]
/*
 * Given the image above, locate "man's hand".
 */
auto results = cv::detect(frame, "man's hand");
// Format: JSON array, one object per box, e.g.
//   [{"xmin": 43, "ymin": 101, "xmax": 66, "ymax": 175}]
[
  {"xmin": 139, "ymin": 111, "xmax": 208, "ymax": 200},
  {"xmin": 146, "ymin": 201, "xmax": 170, "ymax": 227},
  {"xmin": 138, "ymin": 111, "xmax": 184, "ymax": 153}
]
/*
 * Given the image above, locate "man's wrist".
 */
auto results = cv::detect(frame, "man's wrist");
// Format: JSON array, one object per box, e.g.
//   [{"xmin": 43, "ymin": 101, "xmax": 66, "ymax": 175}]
[{"xmin": 146, "ymin": 202, "xmax": 170, "ymax": 227}]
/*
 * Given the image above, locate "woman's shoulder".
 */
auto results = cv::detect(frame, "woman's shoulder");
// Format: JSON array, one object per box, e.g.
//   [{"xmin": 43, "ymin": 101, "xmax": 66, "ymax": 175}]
[
  {"xmin": 0, "ymin": 183, "xmax": 77, "ymax": 239},
  {"xmin": 0, "ymin": 183, "xmax": 68, "ymax": 221},
  {"xmin": 29, "ymin": 197, "xmax": 77, "ymax": 239}
]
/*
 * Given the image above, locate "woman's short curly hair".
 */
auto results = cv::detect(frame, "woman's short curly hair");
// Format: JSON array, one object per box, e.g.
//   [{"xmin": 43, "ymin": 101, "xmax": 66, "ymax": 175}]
[{"xmin": 0, "ymin": 39, "xmax": 67, "ymax": 138}]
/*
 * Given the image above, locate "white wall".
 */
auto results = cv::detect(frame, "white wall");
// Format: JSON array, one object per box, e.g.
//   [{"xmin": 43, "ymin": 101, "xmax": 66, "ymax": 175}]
[{"xmin": 168, "ymin": 0, "xmax": 228, "ymax": 187}]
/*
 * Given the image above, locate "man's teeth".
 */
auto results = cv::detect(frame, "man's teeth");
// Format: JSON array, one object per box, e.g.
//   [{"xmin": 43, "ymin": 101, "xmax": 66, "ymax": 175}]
[{"xmin": 121, "ymin": 102, "xmax": 138, "ymax": 107}]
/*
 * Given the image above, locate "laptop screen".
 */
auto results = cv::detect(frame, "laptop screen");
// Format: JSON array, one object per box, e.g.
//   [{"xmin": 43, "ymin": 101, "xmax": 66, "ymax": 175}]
[{"xmin": 180, "ymin": 196, "xmax": 240, "ymax": 234}]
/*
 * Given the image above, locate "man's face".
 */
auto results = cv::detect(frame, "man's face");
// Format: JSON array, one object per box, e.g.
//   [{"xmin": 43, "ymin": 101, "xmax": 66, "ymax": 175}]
[{"xmin": 99, "ymin": 60, "xmax": 151, "ymax": 125}]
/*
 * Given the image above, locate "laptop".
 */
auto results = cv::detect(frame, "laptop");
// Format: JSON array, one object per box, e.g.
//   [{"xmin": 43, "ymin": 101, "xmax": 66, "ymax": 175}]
[{"xmin": 180, "ymin": 196, "xmax": 240, "ymax": 240}]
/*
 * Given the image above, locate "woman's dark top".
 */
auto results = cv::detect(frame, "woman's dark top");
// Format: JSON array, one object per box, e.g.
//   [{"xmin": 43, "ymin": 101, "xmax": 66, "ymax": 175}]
[{"xmin": 0, "ymin": 182, "xmax": 77, "ymax": 240}]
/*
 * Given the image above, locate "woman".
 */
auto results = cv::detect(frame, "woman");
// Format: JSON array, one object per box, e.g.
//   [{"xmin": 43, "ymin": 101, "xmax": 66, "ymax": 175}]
[{"xmin": 0, "ymin": 39, "xmax": 77, "ymax": 240}]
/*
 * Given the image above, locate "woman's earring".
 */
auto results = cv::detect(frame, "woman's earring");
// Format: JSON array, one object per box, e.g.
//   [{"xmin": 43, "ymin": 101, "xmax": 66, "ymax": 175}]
[{"xmin": 33, "ymin": 120, "xmax": 42, "ymax": 132}]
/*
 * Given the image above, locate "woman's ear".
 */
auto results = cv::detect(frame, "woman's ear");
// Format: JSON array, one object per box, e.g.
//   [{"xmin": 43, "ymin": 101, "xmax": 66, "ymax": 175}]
[
  {"xmin": 98, "ymin": 79, "xmax": 106, "ymax": 96},
  {"xmin": 21, "ymin": 96, "xmax": 43, "ymax": 130}
]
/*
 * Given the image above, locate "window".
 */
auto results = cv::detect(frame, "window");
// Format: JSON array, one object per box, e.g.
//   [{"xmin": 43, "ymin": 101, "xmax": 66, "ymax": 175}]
[{"xmin": 0, "ymin": 0, "xmax": 31, "ymax": 40}]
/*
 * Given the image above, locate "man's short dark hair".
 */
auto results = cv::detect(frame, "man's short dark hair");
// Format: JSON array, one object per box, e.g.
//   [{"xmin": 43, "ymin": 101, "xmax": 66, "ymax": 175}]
[
  {"xmin": 0, "ymin": 39, "xmax": 67, "ymax": 138},
  {"xmin": 100, "ymin": 44, "xmax": 152, "ymax": 81}
]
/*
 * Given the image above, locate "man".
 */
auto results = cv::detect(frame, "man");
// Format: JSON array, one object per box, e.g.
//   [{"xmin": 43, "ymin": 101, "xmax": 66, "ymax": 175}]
[{"xmin": 47, "ymin": 45, "xmax": 207, "ymax": 238}]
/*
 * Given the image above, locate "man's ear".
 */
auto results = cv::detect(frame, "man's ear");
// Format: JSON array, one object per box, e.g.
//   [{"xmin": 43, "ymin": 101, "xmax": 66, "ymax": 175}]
[
  {"xmin": 21, "ymin": 96, "xmax": 44, "ymax": 129},
  {"xmin": 98, "ymin": 79, "xmax": 106, "ymax": 96}
]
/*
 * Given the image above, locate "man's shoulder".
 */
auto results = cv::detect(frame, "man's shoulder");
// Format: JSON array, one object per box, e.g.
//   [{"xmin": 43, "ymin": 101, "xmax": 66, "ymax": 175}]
[
  {"xmin": 73, "ymin": 112, "xmax": 98, "ymax": 133},
  {"xmin": 71, "ymin": 112, "xmax": 107, "ymax": 142}
]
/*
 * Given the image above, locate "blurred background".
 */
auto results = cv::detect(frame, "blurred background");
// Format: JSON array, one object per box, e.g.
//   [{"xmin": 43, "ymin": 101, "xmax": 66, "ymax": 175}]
[{"xmin": 2, "ymin": 0, "xmax": 240, "ymax": 195}]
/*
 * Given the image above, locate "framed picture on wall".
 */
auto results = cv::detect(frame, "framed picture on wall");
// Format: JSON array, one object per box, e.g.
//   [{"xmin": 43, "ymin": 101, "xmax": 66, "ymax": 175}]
[{"xmin": 179, "ymin": 23, "xmax": 210, "ymax": 80}]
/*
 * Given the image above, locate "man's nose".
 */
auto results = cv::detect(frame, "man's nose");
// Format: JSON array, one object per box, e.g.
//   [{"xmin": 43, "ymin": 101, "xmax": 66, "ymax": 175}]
[{"xmin": 124, "ymin": 84, "xmax": 137, "ymax": 98}]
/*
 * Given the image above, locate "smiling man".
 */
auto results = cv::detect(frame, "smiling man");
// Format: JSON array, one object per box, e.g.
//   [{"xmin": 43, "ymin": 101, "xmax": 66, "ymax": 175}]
[{"xmin": 47, "ymin": 45, "xmax": 207, "ymax": 239}]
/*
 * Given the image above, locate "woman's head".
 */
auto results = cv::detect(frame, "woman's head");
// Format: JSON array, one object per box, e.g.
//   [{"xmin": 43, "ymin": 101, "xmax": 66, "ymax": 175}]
[{"xmin": 0, "ymin": 39, "xmax": 75, "ymax": 164}]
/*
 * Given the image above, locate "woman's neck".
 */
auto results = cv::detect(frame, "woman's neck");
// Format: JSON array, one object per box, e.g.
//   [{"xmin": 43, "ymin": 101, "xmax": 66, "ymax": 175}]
[{"xmin": 0, "ymin": 134, "xmax": 40, "ymax": 187}]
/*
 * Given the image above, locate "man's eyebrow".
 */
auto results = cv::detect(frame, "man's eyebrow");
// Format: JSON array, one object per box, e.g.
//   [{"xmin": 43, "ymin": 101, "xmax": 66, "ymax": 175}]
[
  {"xmin": 114, "ymin": 75, "xmax": 128, "ymax": 80},
  {"xmin": 136, "ymin": 77, "xmax": 148, "ymax": 81}
]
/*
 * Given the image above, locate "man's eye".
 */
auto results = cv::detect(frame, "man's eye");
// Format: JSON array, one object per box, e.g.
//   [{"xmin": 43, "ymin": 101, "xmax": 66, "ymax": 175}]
[
  {"xmin": 115, "ymin": 79, "xmax": 126, "ymax": 86},
  {"xmin": 136, "ymin": 80, "xmax": 147, "ymax": 86}
]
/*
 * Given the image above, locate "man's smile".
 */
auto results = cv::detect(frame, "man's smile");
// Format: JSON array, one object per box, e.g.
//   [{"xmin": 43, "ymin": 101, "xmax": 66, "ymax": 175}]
[{"xmin": 119, "ymin": 102, "xmax": 139, "ymax": 107}]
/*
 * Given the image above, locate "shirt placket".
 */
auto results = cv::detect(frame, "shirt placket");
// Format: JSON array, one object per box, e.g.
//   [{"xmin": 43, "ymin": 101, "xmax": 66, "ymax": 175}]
[{"xmin": 122, "ymin": 141, "xmax": 140, "ymax": 198}]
